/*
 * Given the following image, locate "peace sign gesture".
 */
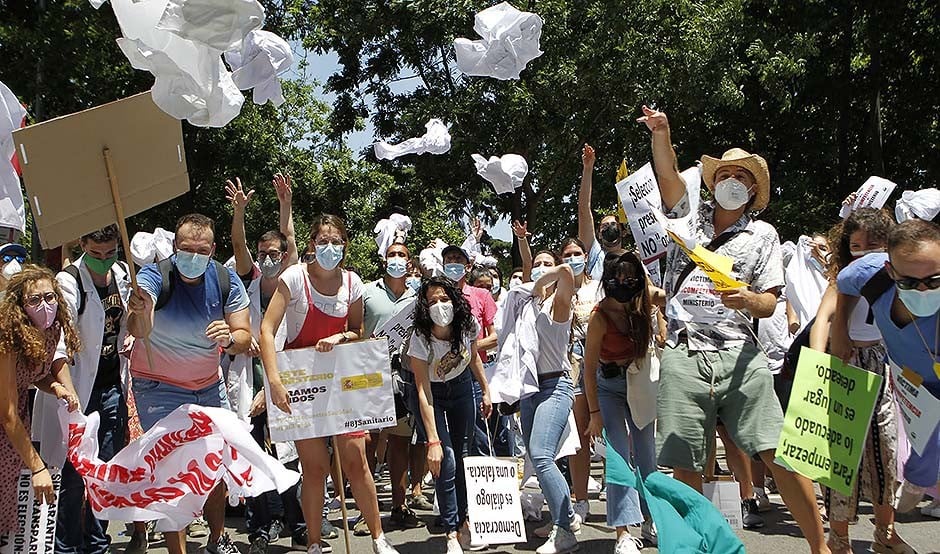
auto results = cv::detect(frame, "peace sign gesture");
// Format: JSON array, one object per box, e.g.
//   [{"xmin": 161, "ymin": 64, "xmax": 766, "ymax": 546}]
[{"xmin": 636, "ymin": 105, "xmax": 669, "ymax": 134}]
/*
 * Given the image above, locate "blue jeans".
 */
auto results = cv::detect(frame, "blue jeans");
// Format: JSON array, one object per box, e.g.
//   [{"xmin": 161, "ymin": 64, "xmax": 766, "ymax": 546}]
[
  {"xmin": 905, "ymin": 422, "xmax": 940, "ymax": 487},
  {"xmin": 132, "ymin": 376, "xmax": 229, "ymax": 431},
  {"xmin": 55, "ymin": 384, "xmax": 127, "ymax": 554},
  {"xmin": 521, "ymin": 376, "xmax": 575, "ymax": 529},
  {"xmin": 597, "ymin": 371, "xmax": 655, "ymax": 527},
  {"xmin": 245, "ymin": 411, "xmax": 306, "ymax": 542},
  {"xmin": 419, "ymin": 370, "xmax": 475, "ymax": 532}
]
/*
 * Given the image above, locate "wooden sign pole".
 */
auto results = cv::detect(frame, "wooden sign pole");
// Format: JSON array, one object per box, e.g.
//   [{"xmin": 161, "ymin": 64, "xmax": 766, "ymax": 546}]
[
  {"xmin": 103, "ymin": 147, "xmax": 156, "ymax": 371},
  {"xmin": 333, "ymin": 452, "xmax": 353, "ymax": 553}
]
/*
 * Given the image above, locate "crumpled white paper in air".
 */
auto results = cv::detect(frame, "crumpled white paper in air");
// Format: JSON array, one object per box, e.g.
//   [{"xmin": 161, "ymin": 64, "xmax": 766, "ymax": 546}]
[
  {"xmin": 895, "ymin": 188, "xmax": 940, "ymax": 223},
  {"xmin": 224, "ymin": 30, "xmax": 294, "ymax": 106},
  {"xmin": 0, "ymin": 80, "xmax": 26, "ymax": 232},
  {"xmin": 373, "ymin": 119, "xmax": 451, "ymax": 160},
  {"xmin": 471, "ymin": 153, "xmax": 528, "ymax": 194},
  {"xmin": 92, "ymin": 0, "xmax": 291, "ymax": 127},
  {"xmin": 454, "ymin": 2, "xmax": 543, "ymax": 80},
  {"xmin": 373, "ymin": 213, "xmax": 412, "ymax": 257}
]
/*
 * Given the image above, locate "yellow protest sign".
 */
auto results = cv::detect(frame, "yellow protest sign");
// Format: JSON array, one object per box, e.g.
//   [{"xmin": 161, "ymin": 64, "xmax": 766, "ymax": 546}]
[{"xmin": 665, "ymin": 229, "xmax": 749, "ymax": 291}]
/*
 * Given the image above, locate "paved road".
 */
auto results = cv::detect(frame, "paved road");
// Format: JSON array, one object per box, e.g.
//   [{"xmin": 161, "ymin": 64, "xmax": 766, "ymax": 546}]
[{"xmin": 107, "ymin": 466, "xmax": 940, "ymax": 553}]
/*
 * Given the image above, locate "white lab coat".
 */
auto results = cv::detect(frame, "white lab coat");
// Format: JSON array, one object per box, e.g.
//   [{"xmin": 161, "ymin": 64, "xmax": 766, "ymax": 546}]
[{"xmin": 31, "ymin": 255, "xmax": 131, "ymax": 469}]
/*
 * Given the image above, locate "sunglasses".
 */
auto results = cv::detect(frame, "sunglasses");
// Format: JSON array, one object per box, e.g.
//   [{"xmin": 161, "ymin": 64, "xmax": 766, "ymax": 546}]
[
  {"xmin": 24, "ymin": 292, "xmax": 57, "ymax": 307},
  {"xmin": 2, "ymin": 254, "xmax": 26, "ymax": 264},
  {"xmin": 892, "ymin": 273, "xmax": 940, "ymax": 291}
]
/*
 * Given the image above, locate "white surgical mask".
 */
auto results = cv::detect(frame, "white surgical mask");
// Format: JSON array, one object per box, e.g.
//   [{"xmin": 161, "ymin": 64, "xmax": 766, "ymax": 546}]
[
  {"xmin": 443, "ymin": 263, "xmax": 466, "ymax": 282},
  {"xmin": 563, "ymin": 255, "xmax": 586, "ymax": 276},
  {"xmin": 429, "ymin": 301, "xmax": 454, "ymax": 327},
  {"xmin": 850, "ymin": 248, "xmax": 883, "ymax": 259},
  {"xmin": 530, "ymin": 265, "xmax": 547, "ymax": 282},
  {"xmin": 2, "ymin": 259, "xmax": 21, "ymax": 279},
  {"xmin": 898, "ymin": 288, "xmax": 940, "ymax": 318},
  {"xmin": 176, "ymin": 251, "xmax": 211, "ymax": 279},
  {"xmin": 714, "ymin": 177, "xmax": 752, "ymax": 211},
  {"xmin": 260, "ymin": 257, "xmax": 281, "ymax": 279},
  {"xmin": 406, "ymin": 276, "xmax": 421, "ymax": 292},
  {"xmin": 509, "ymin": 277, "xmax": 523, "ymax": 288},
  {"xmin": 315, "ymin": 243, "xmax": 344, "ymax": 270},
  {"xmin": 386, "ymin": 257, "xmax": 407, "ymax": 278}
]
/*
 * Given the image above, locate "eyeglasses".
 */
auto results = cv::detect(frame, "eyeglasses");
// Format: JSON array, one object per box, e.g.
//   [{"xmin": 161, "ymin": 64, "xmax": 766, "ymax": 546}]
[
  {"xmin": 257, "ymin": 250, "xmax": 283, "ymax": 262},
  {"xmin": 314, "ymin": 239, "xmax": 345, "ymax": 247},
  {"xmin": 891, "ymin": 273, "xmax": 940, "ymax": 291},
  {"xmin": 24, "ymin": 292, "xmax": 57, "ymax": 307},
  {"xmin": 2, "ymin": 254, "xmax": 25, "ymax": 264}
]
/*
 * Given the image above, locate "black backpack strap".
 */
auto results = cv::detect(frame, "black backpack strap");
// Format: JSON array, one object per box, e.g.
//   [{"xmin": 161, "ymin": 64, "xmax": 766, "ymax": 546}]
[
  {"xmin": 155, "ymin": 258, "xmax": 176, "ymax": 311},
  {"xmin": 860, "ymin": 267, "xmax": 894, "ymax": 306},
  {"xmin": 673, "ymin": 230, "xmax": 745, "ymax": 293},
  {"xmin": 62, "ymin": 264, "xmax": 86, "ymax": 316},
  {"xmin": 215, "ymin": 261, "xmax": 232, "ymax": 309}
]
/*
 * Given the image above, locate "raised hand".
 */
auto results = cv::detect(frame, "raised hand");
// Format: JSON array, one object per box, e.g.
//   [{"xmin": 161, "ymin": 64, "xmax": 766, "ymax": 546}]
[
  {"xmin": 582, "ymin": 143, "xmax": 595, "ymax": 169},
  {"xmin": 636, "ymin": 105, "xmax": 669, "ymax": 134},
  {"xmin": 471, "ymin": 217, "xmax": 484, "ymax": 241},
  {"xmin": 512, "ymin": 220, "xmax": 529, "ymax": 239},
  {"xmin": 273, "ymin": 173, "xmax": 292, "ymax": 204},
  {"xmin": 225, "ymin": 177, "xmax": 255, "ymax": 210}
]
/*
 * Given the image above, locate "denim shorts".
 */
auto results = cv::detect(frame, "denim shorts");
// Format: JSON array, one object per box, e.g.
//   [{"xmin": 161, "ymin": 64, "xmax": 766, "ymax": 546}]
[{"xmin": 132, "ymin": 376, "xmax": 230, "ymax": 432}]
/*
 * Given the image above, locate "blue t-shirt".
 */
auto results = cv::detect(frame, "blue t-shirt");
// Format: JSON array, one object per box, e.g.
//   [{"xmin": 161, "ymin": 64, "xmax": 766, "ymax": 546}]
[
  {"xmin": 130, "ymin": 255, "xmax": 250, "ymax": 390},
  {"xmin": 587, "ymin": 240, "xmax": 605, "ymax": 281},
  {"xmin": 837, "ymin": 252, "xmax": 940, "ymax": 398}
]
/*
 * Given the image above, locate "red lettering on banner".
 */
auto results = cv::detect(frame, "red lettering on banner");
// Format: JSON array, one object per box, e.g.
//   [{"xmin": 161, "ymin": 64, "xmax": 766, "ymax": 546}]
[
  {"xmin": 205, "ymin": 452, "xmax": 222, "ymax": 471},
  {"xmin": 143, "ymin": 410, "xmax": 215, "ymax": 471}
]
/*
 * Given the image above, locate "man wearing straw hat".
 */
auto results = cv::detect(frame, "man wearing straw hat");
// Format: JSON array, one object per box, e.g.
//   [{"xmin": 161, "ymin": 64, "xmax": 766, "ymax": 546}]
[{"xmin": 638, "ymin": 106, "xmax": 830, "ymax": 553}]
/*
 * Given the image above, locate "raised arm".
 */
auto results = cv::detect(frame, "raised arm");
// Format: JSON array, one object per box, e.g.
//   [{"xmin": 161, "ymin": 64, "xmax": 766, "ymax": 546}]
[
  {"xmin": 534, "ymin": 264, "xmax": 575, "ymax": 322},
  {"xmin": 273, "ymin": 173, "xmax": 299, "ymax": 265},
  {"xmin": 225, "ymin": 177, "xmax": 255, "ymax": 277},
  {"xmin": 637, "ymin": 105, "xmax": 686, "ymax": 211},
  {"xmin": 577, "ymin": 144, "xmax": 597, "ymax": 250},
  {"xmin": 512, "ymin": 220, "xmax": 533, "ymax": 280}
]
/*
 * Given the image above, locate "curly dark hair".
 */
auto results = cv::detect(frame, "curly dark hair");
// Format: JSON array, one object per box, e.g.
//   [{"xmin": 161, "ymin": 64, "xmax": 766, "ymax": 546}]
[
  {"xmin": 413, "ymin": 276, "xmax": 475, "ymax": 353},
  {"xmin": 827, "ymin": 208, "xmax": 895, "ymax": 280}
]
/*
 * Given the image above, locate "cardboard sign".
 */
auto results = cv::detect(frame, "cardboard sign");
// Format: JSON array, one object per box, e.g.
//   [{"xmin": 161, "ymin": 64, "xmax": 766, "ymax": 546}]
[
  {"xmin": 0, "ymin": 469, "xmax": 60, "ymax": 554},
  {"xmin": 839, "ymin": 176, "xmax": 897, "ymax": 219},
  {"xmin": 12, "ymin": 92, "xmax": 189, "ymax": 248},
  {"xmin": 888, "ymin": 359, "xmax": 940, "ymax": 455},
  {"xmin": 464, "ymin": 457, "xmax": 527, "ymax": 545},
  {"xmin": 776, "ymin": 347, "xmax": 883, "ymax": 496},
  {"xmin": 617, "ymin": 163, "xmax": 669, "ymax": 264},
  {"xmin": 702, "ymin": 481, "xmax": 742, "ymax": 530},
  {"xmin": 371, "ymin": 299, "xmax": 416, "ymax": 357},
  {"xmin": 265, "ymin": 339, "xmax": 396, "ymax": 441}
]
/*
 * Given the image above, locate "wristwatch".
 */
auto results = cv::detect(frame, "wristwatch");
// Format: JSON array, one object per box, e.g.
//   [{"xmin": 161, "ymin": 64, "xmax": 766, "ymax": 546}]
[{"xmin": 224, "ymin": 333, "xmax": 235, "ymax": 350}]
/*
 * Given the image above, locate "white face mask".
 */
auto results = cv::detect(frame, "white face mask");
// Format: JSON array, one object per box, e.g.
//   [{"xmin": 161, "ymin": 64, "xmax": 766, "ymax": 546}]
[
  {"xmin": 898, "ymin": 287, "xmax": 940, "ymax": 318},
  {"xmin": 850, "ymin": 248, "xmax": 884, "ymax": 258},
  {"xmin": 2, "ymin": 259, "xmax": 22, "ymax": 279},
  {"xmin": 509, "ymin": 277, "xmax": 523, "ymax": 288},
  {"xmin": 530, "ymin": 265, "xmax": 547, "ymax": 282},
  {"xmin": 714, "ymin": 177, "xmax": 752, "ymax": 211},
  {"xmin": 429, "ymin": 301, "xmax": 454, "ymax": 327}
]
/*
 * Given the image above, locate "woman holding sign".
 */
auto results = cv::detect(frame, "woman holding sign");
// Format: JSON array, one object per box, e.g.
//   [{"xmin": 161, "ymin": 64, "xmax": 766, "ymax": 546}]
[
  {"xmin": 810, "ymin": 209, "xmax": 911, "ymax": 554},
  {"xmin": 260, "ymin": 214, "xmax": 399, "ymax": 554},
  {"xmin": 407, "ymin": 275, "xmax": 493, "ymax": 554},
  {"xmin": 0, "ymin": 266, "xmax": 81, "ymax": 533},
  {"xmin": 582, "ymin": 251, "xmax": 657, "ymax": 554}
]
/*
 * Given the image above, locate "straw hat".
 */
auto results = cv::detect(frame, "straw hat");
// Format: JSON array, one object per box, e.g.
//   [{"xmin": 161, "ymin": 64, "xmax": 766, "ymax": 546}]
[{"xmin": 701, "ymin": 148, "xmax": 770, "ymax": 211}]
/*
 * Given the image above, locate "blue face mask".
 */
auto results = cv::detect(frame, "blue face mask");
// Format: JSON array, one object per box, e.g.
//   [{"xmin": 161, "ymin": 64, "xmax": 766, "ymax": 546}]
[
  {"xmin": 443, "ymin": 263, "xmax": 466, "ymax": 282},
  {"xmin": 386, "ymin": 257, "xmax": 407, "ymax": 278},
  {"xmin": 406, "ymin": 276, "xmax": 421, "ymax": 292},
  {"xmin": 315, "ymin": 244, "xmax": 344, "ymax": 271},
  {"xmin": 530, "ymin": 265, "xmax": 546, "ymax": 282},
  {"xmin": 898, "ymin": 287, "xmax": 940, "ymax": 318},
  {"xmin": 176, "ymin": 251, "xmax": 211, "ymax": 279},
  {"xmin": 563, "ymin": 255, "xmax": 586, "ymax": 276}
]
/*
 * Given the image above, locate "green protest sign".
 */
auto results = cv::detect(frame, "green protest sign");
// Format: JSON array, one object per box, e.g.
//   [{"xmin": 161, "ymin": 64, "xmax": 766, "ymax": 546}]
[{"xmin": 775, "ymin": 347, "xmax": 883, "ymax": 496}]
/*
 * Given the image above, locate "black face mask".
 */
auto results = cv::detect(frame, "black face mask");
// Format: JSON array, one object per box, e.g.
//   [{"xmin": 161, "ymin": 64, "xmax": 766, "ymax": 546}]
[
  {"xmin": 599, "ymin": 225, "xmax": 621, "ymax": 246},
  {"xmin": 604, "ymin": 278, "xmax": 643, "ymax": 303}
]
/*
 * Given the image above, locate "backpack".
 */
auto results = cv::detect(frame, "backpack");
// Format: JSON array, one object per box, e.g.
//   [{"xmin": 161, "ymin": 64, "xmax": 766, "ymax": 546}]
[
  {"xmin": 154, "ymin": 257, "xmax": 232, "ymax": 311},
  {"xmin": 61, "ymin": 260, "xmax": 129, "ymax": 316}
]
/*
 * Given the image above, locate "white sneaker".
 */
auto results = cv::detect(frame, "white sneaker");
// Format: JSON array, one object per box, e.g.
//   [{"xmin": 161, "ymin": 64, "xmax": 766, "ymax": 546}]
[
  {"xmin": 446, "ymin": 535, "xmax": 463, "ymax": 554},
  {"xmin": 307, "ymin": 544, "xmax": 323, "ymax": 554},
  {"xmin": 614, "ymin": 533, "xmax": 642, "ymax": 554},
  {"xmin": 641, "ymin": 519, "xmax": 658, "ymax": 546},
  {"xmin": 458, "ymin": 526, "xmax": 487, "ymax": 551},
  {"xmin": 534, "ymin": 513, "xmax": 581, "ymax": 538},
  {"xmin": 572, "ymin": 500, "xmax": 590, "ymax": 522},
  {"xmin": 754, "ymin": 489, "xmax": 771, "ymax": 512},
  {"xmin": 536, "ymin": 526, "xmax": 579, "ymax": 554},
  {"xmin": 895, "ymin": 481, "xmax": 928, "ymax": 513},
  {"xmin": 920, "ymin": 498, "xmax": 940, "ymax": 518},
  {"xmin": 372, "ymin": 533, "xmax": 399, "ymax": 554},
  {"xmin": 587, "ymin": 476, "xmax": 602, "ymax": 494}
]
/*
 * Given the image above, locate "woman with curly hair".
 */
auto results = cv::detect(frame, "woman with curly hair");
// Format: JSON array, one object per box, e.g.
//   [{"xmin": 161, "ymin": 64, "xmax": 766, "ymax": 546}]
[
  {"xmin": 0, "ymin": 265, "xmax": 81, "ymax": 533},
  {"xmin": 406, "ymin": 276, "xmax": 492, "ymax": 554}
]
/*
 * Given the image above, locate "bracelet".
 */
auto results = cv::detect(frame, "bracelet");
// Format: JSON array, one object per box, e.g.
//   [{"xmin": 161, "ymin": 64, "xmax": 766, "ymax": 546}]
[
  {"xmin": 590, "ymin": 409, "xmax": 601, "ymax": 414},
  {"xmin": 427, "ymin": 440, "xmax": 442, "ymax": 447},
  {"xmin": 50, "ymin": 382, "xmax": 65, "ymax": 390},
  {"xmin": 32, "ymin": 465, "xmax": 47, "ymax": 476}
]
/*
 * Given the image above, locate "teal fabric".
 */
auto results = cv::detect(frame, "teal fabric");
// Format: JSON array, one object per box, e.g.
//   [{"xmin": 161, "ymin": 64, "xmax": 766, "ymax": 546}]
[{"xmin": 605, "ymin": 437, "xmax": 745, "ymax": 554}]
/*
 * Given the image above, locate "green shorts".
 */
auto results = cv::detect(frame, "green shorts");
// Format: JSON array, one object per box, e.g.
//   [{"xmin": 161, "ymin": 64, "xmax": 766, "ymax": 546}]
[{"xmin": 656, "ymin": 341, "xmax": 784, "ymax": 472}]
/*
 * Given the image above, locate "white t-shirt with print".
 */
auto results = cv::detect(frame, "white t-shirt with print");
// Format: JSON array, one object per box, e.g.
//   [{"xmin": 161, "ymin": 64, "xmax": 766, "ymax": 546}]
[
  {"xmin": 407, "ymin": 320, "xmax": 480, "ymax": 383},
  {"xmin": 279, "ymin": 264, "xmax": 364, "ymax": 345}
]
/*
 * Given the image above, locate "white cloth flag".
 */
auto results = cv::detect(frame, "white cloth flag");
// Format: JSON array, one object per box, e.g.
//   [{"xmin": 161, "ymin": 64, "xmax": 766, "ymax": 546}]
[
  {"xmin": 61, "ymin": 402, "xmax": 299, "ymax": 531},
  {"xmin": 454, "ymin": 2, "xmax": 543, "ymax": 80},
  {"xmin": 373, "ymin": 213, "xmax": 412, "ymax": 257},
  {"xmin": 157, "ymin": 0, "xmax": 264, "ymax": 52},
  {"xmin": 130, "ymin": 227, "xmax": 175, "ymax": 266},
  {"xmin": 0, "ymin": 80, "xmax": 26, "ymax": 232},
  {"xmin": 785, "ymin": 235, "xmax": 829, "ymax": 334},
  {"xmin": 373, "ymin": 119, "xmax": 451, "ymax": 160},
  {"xmin": 224, "ymin": 30, "xmax": 293, "ymax": 107},
  {"xmin": 471, "ymin": 153, "xmax": 528, "ymax": 194},
  {"xmin": 895, "ymin": 188, "xmax": 940, "ymax": 223}
]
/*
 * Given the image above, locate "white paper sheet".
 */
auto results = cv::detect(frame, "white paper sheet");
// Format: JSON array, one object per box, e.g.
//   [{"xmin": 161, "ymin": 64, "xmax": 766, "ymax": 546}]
[
  {"xmin": 471, "ymin": 153, "xmax": 528, "ymax": 194},
  {"xmin": 454, "ymin": 2, "xmax": 543, "ymax": 80},
  {"xmin": 373, "ymin": 118, "xmax": 451, "ymax": 160}
]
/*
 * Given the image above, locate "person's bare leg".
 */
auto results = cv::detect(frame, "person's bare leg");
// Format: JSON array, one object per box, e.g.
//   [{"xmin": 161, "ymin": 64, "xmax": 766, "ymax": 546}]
[
  {"xmin": 569, "ymin": 393, "xmax": 592, "ymax": 502},
  {"xmin": 204, "ymin": 482, "xmax": 227, "ymax": 543},
  {"xmin": 337, "ymin": 434, "xmax": 384, "ymax": 539},
  {"xmin": 375, "ymin": 430, "xmax": 390, "ymax": 471},
  {"xmin": 163, "ymin": 531, "xmax": 186, "ymax": 554},
  {"xmin": 364, "ymin": 430, "xmax": 378, "ymax": 474},
  {"xmin": 873, "ymin": 502, "xmax": 909, "ymax": 547},
  {"xmin": 717, "ymin": 425, "xmax": 754, "ymax": 499},
  {"xmin": 673, "ymin": 467, "xmax": 704, "ymax": 493},
  {"xmin": 410, "ymin": 443, "xmax": 427, "ymax": 497},
  {"xmin": 752, "ymin": 459, "xmax": 766, "ymax": 490},
  {"xmin": 388, "ymin": 434, "xmax": 410, "ymax": 508},
  {"xmin": 759, "ymin": 450, "xmax": 829, "ymax": 554},
  {"xmin": 296, "ymin": 437, "xmax": 332, "ymax": 545}
]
